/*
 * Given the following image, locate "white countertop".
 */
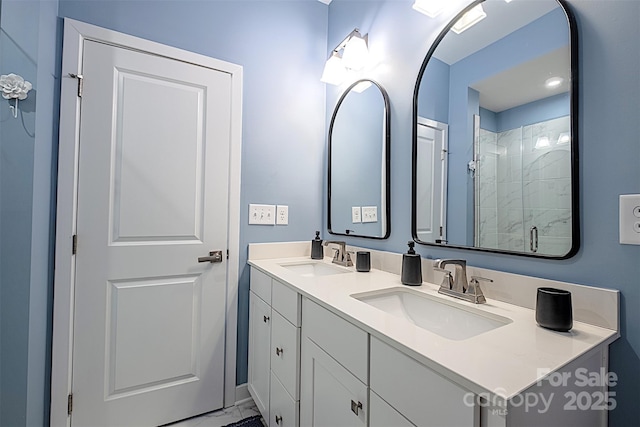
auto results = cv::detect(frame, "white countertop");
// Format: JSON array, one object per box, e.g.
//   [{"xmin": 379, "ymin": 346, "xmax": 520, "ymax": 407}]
[{"xmin": 248, "ymin": 256, "xmax": 619, "ymax": 401}]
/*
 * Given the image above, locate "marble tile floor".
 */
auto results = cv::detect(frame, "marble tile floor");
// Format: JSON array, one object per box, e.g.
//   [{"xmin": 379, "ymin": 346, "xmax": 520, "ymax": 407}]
[{"xmin": 165, "ymin": 398, "xmax": 263, "ymax": 427}]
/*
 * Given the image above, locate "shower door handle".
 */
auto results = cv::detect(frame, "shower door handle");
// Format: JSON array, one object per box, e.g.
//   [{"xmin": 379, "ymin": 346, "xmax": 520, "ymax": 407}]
[{"xmin": 530, "ymin": 227, "xmax": 538, "ymax": 253}]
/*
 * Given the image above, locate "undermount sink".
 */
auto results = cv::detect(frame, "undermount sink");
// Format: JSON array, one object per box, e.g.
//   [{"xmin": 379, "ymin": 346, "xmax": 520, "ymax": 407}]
[
  {"xmin": 279, "ymin": 261, "xmax": 351, "ymax": 277},
  {"xmin": 352, "ymin": 287, "xmax": 512, "ymax": 340}
]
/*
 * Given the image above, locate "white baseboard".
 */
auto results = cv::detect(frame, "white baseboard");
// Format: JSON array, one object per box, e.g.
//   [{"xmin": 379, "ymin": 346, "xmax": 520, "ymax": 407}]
[{"xmin": 235, "ymin": 383, "xmax": 251, "ymax": 405}]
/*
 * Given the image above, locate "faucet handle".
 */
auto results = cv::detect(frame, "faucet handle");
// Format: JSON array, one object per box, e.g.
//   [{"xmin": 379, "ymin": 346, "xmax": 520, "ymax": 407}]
[
  {"xmin": 434, "ymin": 267, "xmax": 454, "ymax": 289},
  {"xmin": 467, "ymin": 276, "xmax": 492, "ymax": 304}
]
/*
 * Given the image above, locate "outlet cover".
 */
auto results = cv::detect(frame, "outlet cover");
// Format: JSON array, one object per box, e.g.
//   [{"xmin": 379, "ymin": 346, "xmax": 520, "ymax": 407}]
[
  {"xmin": 276, "ymin": 205, "xmax": 289, "ymax": 225},
  {"xmin": 249, "ymin": 204, "xmax": 276, "ymax": 225},
  {"xmin": 362, "ymin": 206, "xmax": 378, "ymax": 223},
  {"xmin": 620, "ymin": 194, "xmax": 640, "ymax": 245},
  {"xmin": 352, "ymin": 207, "xmax": 362, "ymax": 223}
]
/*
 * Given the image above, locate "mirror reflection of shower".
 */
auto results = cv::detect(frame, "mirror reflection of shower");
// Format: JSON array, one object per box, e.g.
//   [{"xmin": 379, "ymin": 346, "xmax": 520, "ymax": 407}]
[{"xmin": 475, "ymin": 115, "xmax": 572, "ymax": 255}]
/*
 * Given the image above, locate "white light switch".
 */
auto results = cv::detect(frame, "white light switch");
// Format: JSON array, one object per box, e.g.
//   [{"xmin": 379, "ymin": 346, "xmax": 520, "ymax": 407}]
[
  {"xmin": 249, "ymin": 204, "xmax": 276, "ymax": 225},
  {"xmin": 362, "ymin": 206, "xmax": 378, "ymax": 223},
  {"xmin": 619, "ymin": 194, "xmax": 640, "ymax": 245},
  {"xmin": 352, "ymin": 207, "xmax": 362, "ymax": 223}
]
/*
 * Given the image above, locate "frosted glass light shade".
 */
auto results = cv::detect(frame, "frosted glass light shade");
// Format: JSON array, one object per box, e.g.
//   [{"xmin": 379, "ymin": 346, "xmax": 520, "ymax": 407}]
[
  {"xmin": 452, "ymin": 4, "xmax": 487, "ymax": 34},
  {"xmin": 321, "ymin": 52, "xmax": 347, "ymax": 85},
  {"xmin": 535, "ymin": 136, "xmax": 551, "ymax": 149},
  {"xmin": 342, "ymin": 34, "xmax": 368, "ymax": 71},
  {"xmin": 412, "ymin": 0, "xmax": 447, "ymax": 17}
]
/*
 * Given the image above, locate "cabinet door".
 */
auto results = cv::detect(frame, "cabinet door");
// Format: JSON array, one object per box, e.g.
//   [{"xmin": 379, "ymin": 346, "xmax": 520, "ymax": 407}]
[
  {"xmin": 248, "ymin": 291, "xmax": 271, "ymax": 422},
  {"xmin": 271, "ymin": 310, "xmax": 300, "ymax": 399},
  {"xmin": 369, "ymin": 390, "xmax": 415, "ymax": 427},
  {"xmin": 300, "ymin": 338, "xmax": 367, "ymax": 427},
  {"xmin": 270, "ymin": 371, "xmax": 299, "ymax": 427}
]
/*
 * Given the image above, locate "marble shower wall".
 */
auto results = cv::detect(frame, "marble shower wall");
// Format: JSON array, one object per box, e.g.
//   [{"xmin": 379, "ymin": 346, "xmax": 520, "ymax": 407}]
[{"xmin": 477, "ymin": 116, "xmax": 572, "ymax": 255}]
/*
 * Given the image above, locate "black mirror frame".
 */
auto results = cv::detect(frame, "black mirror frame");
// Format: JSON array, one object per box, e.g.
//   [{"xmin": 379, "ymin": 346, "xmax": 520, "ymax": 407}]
[
  {"xmin": 328, "ymin": 79, "xmax": 392, "ymax": 240},
  {"xmin": 411, "ymin": 0, "xmax": 579, "ymax": 259}
]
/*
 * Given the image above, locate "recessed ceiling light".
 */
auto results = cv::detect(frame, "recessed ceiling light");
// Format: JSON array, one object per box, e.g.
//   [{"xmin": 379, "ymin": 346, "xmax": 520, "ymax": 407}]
[{"xmin": 545, "ymin": 77, "xmax": 564, "ymax": 89}]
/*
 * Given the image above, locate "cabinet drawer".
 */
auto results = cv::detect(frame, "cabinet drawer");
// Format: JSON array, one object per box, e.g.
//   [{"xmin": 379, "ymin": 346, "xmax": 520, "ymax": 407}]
[
  {"xmin": 251, "ymin": 268, "xmax": 272, "ymax": 304},
  {"xmin": 271, "ymin": 310, "xmax": 300, "ymax": 399},
  {"xmin": 302, "ymin": 298, "xmax": 368, "ymax": 383},
  {"xmin": 272, "ymin": 279, "xmax": 301, "ymax": 326},
  {"xmin": 270, "ymin": 371, "xmax": 299, "ymax": 427},
  {"xmin": 370, "ymin": 337, "xmax": 477, "ymax": 427}
]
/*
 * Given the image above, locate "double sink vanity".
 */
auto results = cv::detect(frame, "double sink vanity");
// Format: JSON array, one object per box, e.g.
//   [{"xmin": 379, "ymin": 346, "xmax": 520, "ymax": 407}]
[{"xmin": 247, "ymin": 242, "xmax": 619, "ymax": 427}]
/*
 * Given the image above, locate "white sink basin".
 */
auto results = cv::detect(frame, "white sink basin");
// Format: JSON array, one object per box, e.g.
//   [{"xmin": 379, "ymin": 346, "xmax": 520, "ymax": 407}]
[
  {"xmin": 279, "ymin": 261, "xmax": 351, "ymax": 277},
  {"xmin": 352, "ymin": 288, "xmax": 512, "ymax": 340}
]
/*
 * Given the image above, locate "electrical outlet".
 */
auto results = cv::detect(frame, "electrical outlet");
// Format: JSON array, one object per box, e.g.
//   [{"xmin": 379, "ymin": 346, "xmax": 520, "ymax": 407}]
[
  {"xmin": 249, "ymin": 204, "xmax": 276, "ymax": 225},
  {"xmin": 276, "ymin": 205, "xmax": 289, "ymax": 225},
  {"xmin": 352, "ymin": 207, "xmax": 362, "ymax": 223},
  {"xmin": 362, "ymin": 206, "xmax": 378, "ymax": 223},
  {"xmin": 620, "ymin": 194, "xmax": 640, "ymax": 245}
]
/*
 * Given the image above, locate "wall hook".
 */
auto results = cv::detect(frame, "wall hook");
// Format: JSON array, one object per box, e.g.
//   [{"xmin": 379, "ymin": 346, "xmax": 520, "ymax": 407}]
[{"xmin": 1, "ymin": 73, "xmax": 32, "ymax": 119}]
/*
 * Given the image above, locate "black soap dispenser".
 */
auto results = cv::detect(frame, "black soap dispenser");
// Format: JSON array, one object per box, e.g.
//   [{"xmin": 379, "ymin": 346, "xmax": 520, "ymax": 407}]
[
  {"xmin": 401, "ymin": 241, "xmax": 422, "ymax": 286},
  {"xmin": 311, "ymin": 231, "xmax": 324, "ymax": 260}
]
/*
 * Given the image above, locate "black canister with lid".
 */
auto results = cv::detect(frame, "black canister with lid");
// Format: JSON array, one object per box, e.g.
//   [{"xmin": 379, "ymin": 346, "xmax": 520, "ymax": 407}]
[
  {"xmin": 311, "ymin": 231, "xmax": 324, "ymax": 259},
  {"xmin": 401, "ymin": 241, "xmax": 422, "ymax": 286}
]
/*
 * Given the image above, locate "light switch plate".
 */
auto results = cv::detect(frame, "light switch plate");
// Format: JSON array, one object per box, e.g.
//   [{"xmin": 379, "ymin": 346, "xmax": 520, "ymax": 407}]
[
  {"xmin": 619, "ymin": 194, "xmax": 640, "ymax": 245},
  {"xmin": 249, "ymin": 204, "xmax": 276, "ymax": 225},
  {"xmin": 362, "ymin": 206, "xmax": 378, "ymax": 223},
  {"xmin": 352, "ymin": 207, "xmax": 362, "ymax": 223}
]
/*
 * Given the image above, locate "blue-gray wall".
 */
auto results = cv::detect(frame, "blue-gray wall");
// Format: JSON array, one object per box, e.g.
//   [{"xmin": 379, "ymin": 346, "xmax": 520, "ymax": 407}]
[
  {"xmin": 0, "ymin": 0, "xmax": 638, "ymax": 425},
  {"xmin": 325, "ymin": 0, "xmax": 639, "ymax": 424},
  {"xmin": 0, "ymin": 0, "xmax": 58, "ymax": 425}
]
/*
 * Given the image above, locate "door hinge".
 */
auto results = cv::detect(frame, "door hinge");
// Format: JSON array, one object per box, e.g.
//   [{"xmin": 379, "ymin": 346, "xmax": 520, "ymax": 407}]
[
  {"xmin": 226, "ymin": 249, "xmax": 229, "ymax": 260},
  {"xmin": 72, "ymin": 234, "xmax": 78, "ymax": 255},
  {"xmin": 67, "ymin": 393, "xmax": 73, "ymax": 415},
  {"xmin": 68, "ymin": 73, "xmax": 83, "ymax": 97}
]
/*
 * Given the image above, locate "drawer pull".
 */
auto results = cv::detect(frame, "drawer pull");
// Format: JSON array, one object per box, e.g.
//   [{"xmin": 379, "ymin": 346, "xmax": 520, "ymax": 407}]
[
  {"xmin": 350, "ymin": 400, "xmax": 363, "ymax": 416},
  {"xmin": 275, "ymin": 415, "xmax": 283, "ymax": 425},
  {"xmin": 263, "ymin": 315, "xmax": 270, "ymax": 323},
  {"xmin": 275, "ymin": 347, "xmax": 284, "ymax": 356}
]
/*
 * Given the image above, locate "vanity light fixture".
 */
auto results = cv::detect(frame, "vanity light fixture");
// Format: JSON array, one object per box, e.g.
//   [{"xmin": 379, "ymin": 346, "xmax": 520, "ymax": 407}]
[
  {"xmin": 557, "ymin": 132, "xmax": 571, "ymax": 144},
  {"xmin": 451, "ymin": 4, "xmax": 487, "ymax": 34},
  {"xmin": 545, "ymin": 76, "xmax": 564, "ymax": 89},
  {"xmin": 352, "ymin": 80, "xmax": 373, "ymax": 93},
  {"xmin": 321, "ymin": 51, "xmax": 348, "ymax": 85},
  {"xmin": 535, "ymin": 136, "xmax": 551, "ymax": 149},
  {"xmin": 320, "ymin": 28, "xmax": 369, "ymax": 85},
  {"xmin": 412, "ymin": 0, "xmax": 448, "ymax": 18}
]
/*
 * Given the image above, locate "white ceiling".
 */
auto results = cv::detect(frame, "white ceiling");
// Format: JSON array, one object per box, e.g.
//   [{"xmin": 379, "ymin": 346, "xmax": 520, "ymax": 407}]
[{"xmin": 471, "ymin": 47, "xmax": 570, "ymax": 112}]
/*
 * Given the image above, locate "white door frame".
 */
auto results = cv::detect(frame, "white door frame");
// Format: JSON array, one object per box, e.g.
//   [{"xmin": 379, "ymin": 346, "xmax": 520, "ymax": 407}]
[{"xmin": 50, "ymin": 18, "xmax": 243, "ymax": 426}]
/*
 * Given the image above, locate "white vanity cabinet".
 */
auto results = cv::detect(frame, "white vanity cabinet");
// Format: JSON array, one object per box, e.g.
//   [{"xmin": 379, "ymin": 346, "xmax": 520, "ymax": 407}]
[
  {"xmin": 300, "ymin": 298, "xmax": 368, "ymax": 427},
  {"xmin": 248, "ymin": 268, "xmax": 301, "ymax": 427},
  {"xmin": 369, "ymin": 337, "xmax": 478, "ymax": 427}
]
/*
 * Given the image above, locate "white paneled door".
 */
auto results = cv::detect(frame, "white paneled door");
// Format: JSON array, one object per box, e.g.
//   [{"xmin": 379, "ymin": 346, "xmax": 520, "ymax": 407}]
[{"xmin": 71, "ymin": 40, "xmax": 231, "ymax": 426}]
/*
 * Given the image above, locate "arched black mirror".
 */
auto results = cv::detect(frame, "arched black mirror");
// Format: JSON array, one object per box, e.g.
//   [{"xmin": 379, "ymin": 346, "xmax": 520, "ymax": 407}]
[
  {"xmin": 329, "ymin": 79, "xmax": 391, "ymax": 239},
  {"xmin": 412, "ymin": 0, "xmax": 578, "ymax": 258}
]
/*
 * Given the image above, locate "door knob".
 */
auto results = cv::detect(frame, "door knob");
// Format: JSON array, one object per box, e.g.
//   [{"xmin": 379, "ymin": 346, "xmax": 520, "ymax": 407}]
[{"xmin": 198, "ymin": 250, "xmax": 223, "ymax": 263}]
